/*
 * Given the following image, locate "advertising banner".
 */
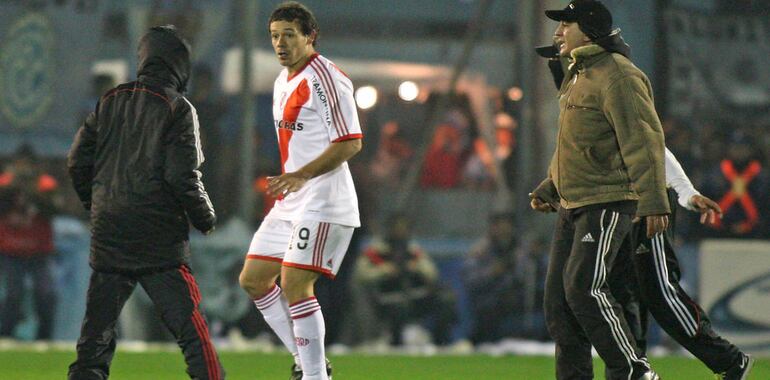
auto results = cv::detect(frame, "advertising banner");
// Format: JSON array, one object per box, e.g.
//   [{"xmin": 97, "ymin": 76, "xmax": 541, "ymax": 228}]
[{"xmin": 700, "ymin": 239, "xmax": 770, "ymax": 354}]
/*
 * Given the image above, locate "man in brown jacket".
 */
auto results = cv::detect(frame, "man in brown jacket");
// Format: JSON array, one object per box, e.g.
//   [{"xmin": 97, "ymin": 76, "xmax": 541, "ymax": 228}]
[{"xmin": 529, "ymin": 1, "xmax": 669, "ymax": 379}]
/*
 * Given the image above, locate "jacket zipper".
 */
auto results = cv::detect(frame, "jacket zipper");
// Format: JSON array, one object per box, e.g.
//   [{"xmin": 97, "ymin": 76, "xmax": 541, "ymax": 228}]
[{"xmin": 557, "ymin": 70, "xmax": 579, "ymax": 203}]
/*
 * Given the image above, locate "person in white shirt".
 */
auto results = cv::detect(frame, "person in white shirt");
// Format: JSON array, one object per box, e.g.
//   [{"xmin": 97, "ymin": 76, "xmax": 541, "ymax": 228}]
[
  {"xmin": 612, "ymin": 148, "xmax": 753, "ymax": 380},
  {"xmin": 238, "ymin": 3, "xmax": 362, "ymax": 379}
]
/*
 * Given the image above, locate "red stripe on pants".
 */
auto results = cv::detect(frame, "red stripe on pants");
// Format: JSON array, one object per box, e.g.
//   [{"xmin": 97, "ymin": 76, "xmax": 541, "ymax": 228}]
[{"xmin": 179, "ymin": 267, "xmax": 220, "ymax": 380}]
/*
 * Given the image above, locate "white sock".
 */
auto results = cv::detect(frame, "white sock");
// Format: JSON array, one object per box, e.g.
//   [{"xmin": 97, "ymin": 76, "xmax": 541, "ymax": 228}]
[
  {"xmin": 254, "ymin": 285, "xmax": 300, "ymax": 366},
  {"xmin": 290, "ymin": 297, "xmax": 327, "ymax": 380}
]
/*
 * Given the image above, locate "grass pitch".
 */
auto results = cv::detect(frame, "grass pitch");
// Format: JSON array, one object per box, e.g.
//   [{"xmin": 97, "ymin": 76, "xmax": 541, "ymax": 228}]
[{"xmin": 2, "ymin": 349, "xmax": 768, "ymax": 379}]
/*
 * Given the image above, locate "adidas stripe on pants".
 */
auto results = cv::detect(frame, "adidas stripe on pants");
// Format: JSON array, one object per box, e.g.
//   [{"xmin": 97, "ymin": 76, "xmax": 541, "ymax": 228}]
[
  {"xmin": 615, "ymin": 218, "xmax": 742, "ymax": 374},
  {"xmin": 68, "ymin": 266, "xmax": 224, "ymax": 380},
  {"xmin": 544, "ymin": 205, "xmax": 650, "ymax": 380}
]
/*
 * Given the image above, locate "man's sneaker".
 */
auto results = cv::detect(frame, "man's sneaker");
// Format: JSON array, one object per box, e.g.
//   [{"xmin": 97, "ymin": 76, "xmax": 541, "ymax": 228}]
[
  {"xmin": 638, "ymin": 370, "xmax": 661, "ymax": 380},
  {"xmin": 716, "ymin": 354, "xmax": 754, "ymax": 380},
  {"xmin": 289, "ymin": 359, "xmax": 333, "ymax": 380}
]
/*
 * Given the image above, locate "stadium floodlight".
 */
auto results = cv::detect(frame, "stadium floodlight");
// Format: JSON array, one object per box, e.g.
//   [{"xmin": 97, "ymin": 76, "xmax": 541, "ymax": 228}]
[
  {"xmin": 398, "ymin": 81, "xmax": 419, "ymax": 102},
  {"xmin": 507, "ymin": 86, "xmax": 524, "ymax": 101},
  {"xmin": 355, "ymin": 85, "xmax": 378, "ymax": 110}
]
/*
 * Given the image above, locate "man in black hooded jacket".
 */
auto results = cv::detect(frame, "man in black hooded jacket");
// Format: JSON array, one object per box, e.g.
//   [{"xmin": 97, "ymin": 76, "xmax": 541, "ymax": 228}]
[{"xmin": 67, "ymin": 25, "xmax": 223, "ymax": 380}]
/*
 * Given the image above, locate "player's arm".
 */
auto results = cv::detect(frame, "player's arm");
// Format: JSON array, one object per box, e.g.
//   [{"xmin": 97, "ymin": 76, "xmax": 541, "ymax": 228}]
[
  {"xmin": 665, "ymin": 147, "xmax": 722, "ymax": 225},
  {"xmin": 163, "ymin": 99, "xmax": 216, "ymax": 234},
  {"xmin": 530, "ymin": 176, "xmax": 559, "ymax": 213},
  {"xmin": 67, "ymin": 109, "xmax": 99, "ymax": 210},
  {"xmin": 530, "ymin": 152, "xmax": 560, "ymax": 213},
  {"xmin": 267, "ymin": 138, "xmax": 361, "ymax": 196}
]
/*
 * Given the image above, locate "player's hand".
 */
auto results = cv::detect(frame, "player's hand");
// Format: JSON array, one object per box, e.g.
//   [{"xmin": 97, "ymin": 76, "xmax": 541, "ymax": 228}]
[
  {"xmin": 644, "ymin": 214, "xmax": 669, "ymax": 238},
  {"xmin": 267, "ymin": 171, "xmax": 311, "ymax": 197},
  {"xmin": 690, "ymin": 194, "xmax": 722, "ymax": 225},
  {"xmin": 529, "ymin": 193, "xmax": 557, "ymax": 213}
]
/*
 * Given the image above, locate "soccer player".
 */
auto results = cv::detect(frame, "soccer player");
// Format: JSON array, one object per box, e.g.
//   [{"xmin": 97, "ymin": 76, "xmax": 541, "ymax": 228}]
[
  {"xmin": 67, "ymin": 25, "xmax": 223, "ymax": 379},
  {"xmin": 238, "ymin": 2, "xmax": 362, "ymax": 379}
]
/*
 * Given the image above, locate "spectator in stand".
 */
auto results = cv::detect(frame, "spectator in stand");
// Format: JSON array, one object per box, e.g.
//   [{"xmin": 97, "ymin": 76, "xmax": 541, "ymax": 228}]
[
  {"xmin": 370, "ymin": 121, "xmax": 413, "ymax": 189},
  {"xmin": 464, "ymin": 212, "xmax": 547, "ymax": 343},
  {"xmin": 462, "ymin": 113, "xmax": 517, "ymax": 190},
  {"xmin": 421, "ymin": 109, "xmax": 472, "ymax": 189},
  {"xmin": 420, "ymin": 124, "xmax": 463, "ymax": 189},
  {"xmin": 701, "ymin": 131, "xmax": 770, "ymax": 238},
  {"xmin": 353, "ymin": 214, "xmax": 456, "ymax": 346},
  {"xmin": 0, "ymin": 144, "xmax": 60, "ymax": 340},
  {"xmin": 420, "ymin": 124, "xmax": 463, "ymax": 188}
]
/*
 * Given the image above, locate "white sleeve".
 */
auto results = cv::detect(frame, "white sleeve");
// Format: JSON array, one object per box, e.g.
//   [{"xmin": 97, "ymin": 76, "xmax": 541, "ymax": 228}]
[
  {"xmin": 665, "ymin": 147, "xmax": 700, "ymax": 211},
  {"xmin": 311, "ymin": 60, "xmax": 363, "ymax": 142}
]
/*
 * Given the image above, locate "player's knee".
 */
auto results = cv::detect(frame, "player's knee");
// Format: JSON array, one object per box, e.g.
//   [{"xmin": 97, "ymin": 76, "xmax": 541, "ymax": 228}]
[
  {"xmin": 238, "ymin": 270, "xmax": 273, "ymax": 298},
  {"xmin": 564, "ymin": 281, "xmax": 592, "ymax": 308},
  {"xmin": 280, "ymin": 276, "xmax": 314, "ymax": 303}
]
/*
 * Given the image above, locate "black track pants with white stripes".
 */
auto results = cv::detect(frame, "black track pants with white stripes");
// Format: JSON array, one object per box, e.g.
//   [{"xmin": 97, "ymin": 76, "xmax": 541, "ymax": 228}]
[
  {"xmin": 67, "ymin": 266, "xmax": 224, "ymax": 380},
  {"xmin": 544, "ymin": 206, "xmax": 650, "ymax": 380},
  {"xmin": 623, "ymin": 220, "xmax": 742, "ymax": 373}
]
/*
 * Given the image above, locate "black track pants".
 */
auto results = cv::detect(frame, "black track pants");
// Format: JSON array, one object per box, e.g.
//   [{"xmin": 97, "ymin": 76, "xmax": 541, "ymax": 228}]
[
  {"xmin": 67, "ymin": 265, "xmax": 224, "ymax": 380},
  {"xmin": 544, "ymin": 207, "xmax": 650, "ymax": 380},
  {"xmin": 622, "ymin": 220, "xmax": 743, "ymax": 373}
]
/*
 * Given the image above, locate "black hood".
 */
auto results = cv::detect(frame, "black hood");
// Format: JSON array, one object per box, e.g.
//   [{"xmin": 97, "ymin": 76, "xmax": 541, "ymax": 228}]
[
  {"xmin": 594, "ymin": 28, "xmax": 631, "ymax": 58},
  {"xmin": 534, "ymin": 29, "xmax": 630, "ymax": 59},
  {"xmin": 137, "ymin": 25, "xmax": 191, "ymax": 92}
]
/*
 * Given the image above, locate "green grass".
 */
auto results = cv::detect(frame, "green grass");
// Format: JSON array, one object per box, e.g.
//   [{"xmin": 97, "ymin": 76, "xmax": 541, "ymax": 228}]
[{"xmin": 2, "ymin": 350, "xmax": 768, "ymax": 379}]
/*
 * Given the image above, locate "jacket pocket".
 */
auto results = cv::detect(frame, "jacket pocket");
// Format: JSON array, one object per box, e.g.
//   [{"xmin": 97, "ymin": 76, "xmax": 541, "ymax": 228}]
[
  {"xmin": 567, "ymin": 104, "xmax": 601, "ymax": 112},
  {"xmin": 581, "ymin": 146, "xmax": 610, "ymax": 174}
]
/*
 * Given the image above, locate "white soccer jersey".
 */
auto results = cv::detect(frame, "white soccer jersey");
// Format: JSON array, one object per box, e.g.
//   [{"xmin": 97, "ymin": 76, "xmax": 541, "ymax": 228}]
[{"xmin": 267, "ymin": 53, "xmax": 362, "ymax": 227}]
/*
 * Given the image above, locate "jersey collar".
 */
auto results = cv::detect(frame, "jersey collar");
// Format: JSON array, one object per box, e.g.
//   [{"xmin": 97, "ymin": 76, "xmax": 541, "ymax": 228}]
[{"xmin": 287, "ymin": 53, "xmax": 320, "ymax": 82}]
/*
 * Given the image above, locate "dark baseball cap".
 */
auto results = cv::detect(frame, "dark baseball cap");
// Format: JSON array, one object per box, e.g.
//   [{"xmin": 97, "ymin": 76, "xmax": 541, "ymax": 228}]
[{"xmin": 545, "ymin": 0, "xmax": 613, "ymax": 40}]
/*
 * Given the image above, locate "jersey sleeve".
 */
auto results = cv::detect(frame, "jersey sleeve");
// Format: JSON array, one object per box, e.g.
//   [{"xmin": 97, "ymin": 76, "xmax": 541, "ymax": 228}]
[{"xmin": 312, "ymin": 61, "xmax": 363, "ymax": 143}]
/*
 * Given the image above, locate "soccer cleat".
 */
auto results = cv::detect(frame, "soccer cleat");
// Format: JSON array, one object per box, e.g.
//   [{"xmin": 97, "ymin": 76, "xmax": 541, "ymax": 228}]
[
  {"xmin": 290, "ymin": 363, "xmax": 302, "ymax": 380},
  {"xmin": 715, "ymin": 353, "xmax": 754, "ymax": 380},
  {"xmin": 289, "ymin": 359, "xmax": 333, "ymax": 380},
  {"xmin": 638, "ymin": 370, "xmax": 661, "ymax": 380}
]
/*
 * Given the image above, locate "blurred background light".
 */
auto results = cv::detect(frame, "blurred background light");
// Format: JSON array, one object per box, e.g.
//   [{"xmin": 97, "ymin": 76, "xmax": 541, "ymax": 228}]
[
  {"xmin": 355, "ymin": 85, "xmax": 378, "ymax": 110},
  {"xmin": 398, "ymin": 81, "xmax": 419, "ymax": 102},
  {"xmin": 507, "ymin": 86, "xmax": 523, "ymax": 102}
]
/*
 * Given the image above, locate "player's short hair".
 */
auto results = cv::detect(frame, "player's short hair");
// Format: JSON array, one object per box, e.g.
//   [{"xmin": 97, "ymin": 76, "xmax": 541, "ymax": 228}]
[{"xmin": 268, "ymin": 1, "xmax": 319, "ymax": 46}]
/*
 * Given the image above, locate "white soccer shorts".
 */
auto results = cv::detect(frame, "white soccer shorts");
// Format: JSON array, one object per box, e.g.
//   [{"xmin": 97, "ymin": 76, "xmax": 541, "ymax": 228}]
[{"xmin": 246, "ymin": 218, "xmax": 354, "ymax": 279}]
